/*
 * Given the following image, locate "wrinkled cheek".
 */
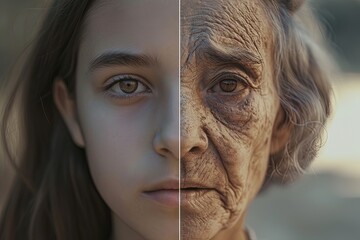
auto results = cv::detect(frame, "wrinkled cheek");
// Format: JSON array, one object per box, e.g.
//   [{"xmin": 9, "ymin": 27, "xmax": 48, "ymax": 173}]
[
  {"xmin": 245, "ymin": 116, "xmax": 274, "ymax": 199},
  {"xmin": 203, "ymin": 95, "xmax": 264, "ymax": 225},
  {"xmin": 212, "ymin": 135, "xmax": 250, "ymax": 228},
  {"xmin": 207, "ymin": 92, "xmax": 259, "ymax": 133}
]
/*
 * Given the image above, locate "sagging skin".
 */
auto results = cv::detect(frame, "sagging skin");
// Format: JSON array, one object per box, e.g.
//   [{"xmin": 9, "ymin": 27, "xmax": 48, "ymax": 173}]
[{"xmin": 180, "ymin": 0, "xmax": 290, "ymax": 239}]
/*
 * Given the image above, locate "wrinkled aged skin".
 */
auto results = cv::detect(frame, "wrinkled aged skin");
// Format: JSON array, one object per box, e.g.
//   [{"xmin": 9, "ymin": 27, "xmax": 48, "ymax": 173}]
[{"xmin": 180, "ymin": 0, "xmax": 287, "ymax": 239}]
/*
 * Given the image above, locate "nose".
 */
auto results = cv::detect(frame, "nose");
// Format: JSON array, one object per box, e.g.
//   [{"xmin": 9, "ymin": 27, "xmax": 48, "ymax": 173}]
[
  {"xmin": 180, "ymin": 94, "xmax": 208, "ymax": 158},
  {"xmin": 153, "ymin": 88, "xmax": 179, "ymax": 160}
]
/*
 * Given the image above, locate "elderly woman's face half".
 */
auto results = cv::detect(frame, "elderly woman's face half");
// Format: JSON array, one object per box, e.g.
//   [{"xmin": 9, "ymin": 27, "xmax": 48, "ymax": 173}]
[{"xmin": 180, "ymin": 0, "xmax": 288, "ymax": 239}]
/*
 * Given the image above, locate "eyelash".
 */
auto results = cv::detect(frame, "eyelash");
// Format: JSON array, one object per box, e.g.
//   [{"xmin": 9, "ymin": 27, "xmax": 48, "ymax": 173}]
[
  {"xmin": 208, "ymin": 73, "xmax": 249, "ymax": 94},
  {"xmin": 103, "ymin": 74, "xmax": 152, "ymax": 99}
]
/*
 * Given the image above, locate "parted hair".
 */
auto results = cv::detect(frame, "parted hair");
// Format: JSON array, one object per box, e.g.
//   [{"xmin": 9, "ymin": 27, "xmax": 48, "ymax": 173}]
[
  {"xmin": 0, "ymin": 0, "xmax": 112, "ymax": 240},
  {"xmin": 262, "ymin": 0, "xmax": 332, "ymax": 184}
]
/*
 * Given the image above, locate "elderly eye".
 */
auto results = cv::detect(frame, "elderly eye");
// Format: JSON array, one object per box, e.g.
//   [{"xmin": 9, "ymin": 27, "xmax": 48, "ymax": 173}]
[
  {"xmin": 219, "ymin": 79, "xmax": 237, "ymax": 92},
  {"xmin": 211, "ymin": 78, "xmax": 247, "ymax": 93}
]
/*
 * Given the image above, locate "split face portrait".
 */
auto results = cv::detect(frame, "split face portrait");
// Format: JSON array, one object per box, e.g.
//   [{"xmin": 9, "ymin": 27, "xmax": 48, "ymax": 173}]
[{"xmin": 0, "ymin": 0, "xmax": 331, "ymax": 240}]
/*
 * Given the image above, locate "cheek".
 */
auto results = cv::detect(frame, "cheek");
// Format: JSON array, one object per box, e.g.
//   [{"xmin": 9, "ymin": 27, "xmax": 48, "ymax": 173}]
[
  {"xmin": 221, "ymin": 88, "xmax": 276, "ymax": 198},
  {"xmin": 208, "ymin": 90, "xmax": 259, "ymax": 135},
  {"xmin": 206, "ymin": 89, "xmax": 277, "ymax": 220},
  {"xmin": 76, "ymin": 94, "xmax": 156, "ymax": 211},
  {"xmin": 245, "ymin": 92, "xmax": 278, "ymax": 198}
]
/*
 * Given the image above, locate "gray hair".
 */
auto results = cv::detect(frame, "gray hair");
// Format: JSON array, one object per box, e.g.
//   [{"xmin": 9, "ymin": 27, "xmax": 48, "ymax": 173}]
[{"xmin": 262, "ymin": 0, "xmax": 333, "ymax": 184}]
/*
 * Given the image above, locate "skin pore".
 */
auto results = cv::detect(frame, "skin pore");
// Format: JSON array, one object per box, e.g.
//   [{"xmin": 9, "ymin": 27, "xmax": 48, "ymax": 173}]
[
  {"xmin": 54, "ymin": 0, "xmax": 179, "ymax": 240},
  {"xmin": 180, "ymin": 0, "xmax": 290, "ymax": 239}
]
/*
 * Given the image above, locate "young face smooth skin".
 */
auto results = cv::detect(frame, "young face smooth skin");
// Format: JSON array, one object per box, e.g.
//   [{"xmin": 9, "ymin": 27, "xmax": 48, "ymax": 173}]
[
  {"xmin": 181, "ymin": 0, "xmax": 289, "ymax": 239},
  {"xmin": 55, "ymin": 0, "xmax": 179, "ymax": 239}
]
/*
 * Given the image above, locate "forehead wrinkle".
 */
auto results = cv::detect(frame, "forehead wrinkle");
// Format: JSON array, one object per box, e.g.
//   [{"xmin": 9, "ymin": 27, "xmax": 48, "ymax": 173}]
[
  {"xmin": 181, "ymin": 33, "xmax": 264, "ymax": 83},
  {"xmin": 182, "ymin": 0, "xmax": 265, "ymax": 59},
  {"xmin": 181, "ymin": 0, "xmax": 271, "ymax": 85}
]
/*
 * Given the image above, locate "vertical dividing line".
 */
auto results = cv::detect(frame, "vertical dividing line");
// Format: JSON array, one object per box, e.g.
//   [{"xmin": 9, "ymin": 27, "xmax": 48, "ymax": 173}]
[{"xmin": 178, "ymin": 0, "xmax": 181, "ymax": 239}]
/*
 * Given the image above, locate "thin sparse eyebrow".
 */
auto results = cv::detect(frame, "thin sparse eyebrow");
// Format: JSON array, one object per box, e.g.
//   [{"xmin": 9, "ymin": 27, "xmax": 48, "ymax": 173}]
[
  {"xmin": 89, "ymin": 51, "xmax": 159, "ymax": 71},
  {"xmin": 207, "ymin": 47, "xmax": 262, "ymax": 66},
  {"xmin": 205, "ymin": 45, "xmax": 263, "ymax": 80}
]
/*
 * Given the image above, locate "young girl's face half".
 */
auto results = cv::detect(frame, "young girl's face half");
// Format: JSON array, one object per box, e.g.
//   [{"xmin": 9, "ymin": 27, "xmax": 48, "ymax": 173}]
[{"xmin": 72, "ymin": 0, "xmax": 178, "ymax": 239}]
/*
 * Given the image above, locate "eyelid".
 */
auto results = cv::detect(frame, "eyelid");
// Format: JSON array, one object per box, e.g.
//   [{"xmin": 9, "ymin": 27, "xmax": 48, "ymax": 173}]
[
  {"xmin": 208, "ymin": 72, "xmax": 249, "ymax": 91},
  {"xmin": 104, "ymin": 74, "xmax": 151, "ymax": 90},
  {"xmin": 101, "ymin": 74, "xmax": 153, "ymax": 104}
]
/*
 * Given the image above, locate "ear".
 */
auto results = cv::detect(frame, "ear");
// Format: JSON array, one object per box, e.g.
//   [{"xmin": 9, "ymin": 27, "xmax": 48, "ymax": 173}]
[
  {"xmin": 53, "ymin": 78, "xmax": 85, "ymax": 148},
  {"xmin": 270, "ymin": 107, "xmax": 292, "ymax": 154},
  {"xmin": 280, "ymin": 0, "xmax": 305, "ymax": 13}
]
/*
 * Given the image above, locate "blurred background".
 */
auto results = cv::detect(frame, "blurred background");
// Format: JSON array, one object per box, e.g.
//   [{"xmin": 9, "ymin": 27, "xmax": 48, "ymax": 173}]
[
  {"xmin": 246, "ymin": 0, "xmax": 360, "ymax": 239},
  {"xmin": 0, "ymin": 0, "xmax": 359, "ymax": 239}
]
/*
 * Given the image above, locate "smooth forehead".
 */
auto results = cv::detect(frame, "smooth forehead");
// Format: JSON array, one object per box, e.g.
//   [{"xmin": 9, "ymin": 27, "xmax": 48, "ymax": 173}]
[
  {"xmin": 181, "ymin": 0, "xmax": 272, "ymax": 61},
  {"xmin": 79, "ymin": 0, "xmax": 179, "ymax": 68}
]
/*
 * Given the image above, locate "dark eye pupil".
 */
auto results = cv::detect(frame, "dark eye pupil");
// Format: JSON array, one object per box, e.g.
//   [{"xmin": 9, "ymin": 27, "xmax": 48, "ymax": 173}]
[
  {"xmin": 119, "ymin": 80, "xmax": 138, "ymax": 93},
  {"xmin": 219, "ymin": 80, "xmax": 237, "ymax": 92}
]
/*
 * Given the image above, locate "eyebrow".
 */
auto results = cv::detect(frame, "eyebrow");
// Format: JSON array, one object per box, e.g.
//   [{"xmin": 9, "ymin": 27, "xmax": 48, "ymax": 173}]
[
  {"xmin": 204, "ymin": 45, "xmax": 263, "ymax": 80},
  {"xmin": 89, "ymin": 51, "xmax": 159, "ymax": 71}
]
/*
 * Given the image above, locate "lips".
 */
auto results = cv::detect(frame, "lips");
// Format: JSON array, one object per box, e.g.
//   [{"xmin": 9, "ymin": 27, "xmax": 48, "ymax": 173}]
[
  {"xmin": 143, "ymin": 179, "xmax": 179, "ymax": 208},
  {"xmin": 180, "ymin": 180, "xmax": 215, "ymax": 206},
  {"xmin": 181, "ymin": 180, "xmax": 212, "ymax": 189},
  {"xmin": 181, "ymin": 188, "xmax": 213, "ymax": 200},
  {"xmin": 143, "ymin": 179, "xmax": 217, "ymax": 208}
]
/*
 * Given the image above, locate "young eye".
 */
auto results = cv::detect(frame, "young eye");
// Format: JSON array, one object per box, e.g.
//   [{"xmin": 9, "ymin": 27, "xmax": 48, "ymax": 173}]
[
  {"xmin": 210, "ymin": 78, "xmax": 247, "ymax": 93},
  {"xmin": 105, "ymin": 75, "xmax": 151, "ymax": 97}
]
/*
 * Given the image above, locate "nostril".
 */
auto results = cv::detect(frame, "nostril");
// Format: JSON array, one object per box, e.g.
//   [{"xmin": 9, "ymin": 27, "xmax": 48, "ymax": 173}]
[
  {"xmin": 159, "ymin": 147, "xmax": 170, "ymax": 155},
  {"xmin": 180, "ymin": 139, "xmax": 208, "ymax": 158},
  {"xmin": 189, "ymin": 146, "xmax": 202, "ymax": 154},
  {"xmin": 180, "ymin": 128, "xmax": 208, "ymax": 157}
]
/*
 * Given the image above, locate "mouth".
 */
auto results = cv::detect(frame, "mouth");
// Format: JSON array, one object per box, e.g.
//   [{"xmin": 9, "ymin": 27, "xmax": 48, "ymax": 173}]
[
  {"xmin": 180, "ymin": 187, "xmax": 214, "ymax": 196},
  {"xmin": 180, "ymin": 181, "xmax": 215, "ymax": 205},
  {"xmin": 143, "ymin": 179, "xmax": 179, "ymax": 208}
]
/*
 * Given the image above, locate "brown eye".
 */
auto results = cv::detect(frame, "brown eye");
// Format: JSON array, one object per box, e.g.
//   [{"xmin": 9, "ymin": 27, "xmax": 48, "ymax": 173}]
[
  {"xmin": 219, "ymin": 79, "xmax": 237, "ymax": 92},
  {"xmin": 105, "ymin": 75, "xmax": 150, "ymax": 97},
  {"xmin": 119, "ymin": 80, "xmax": 138, "ymax": 93},
  {"xmin": 210, "ymin": 77, "xmax": 247, "ymax": 94}
]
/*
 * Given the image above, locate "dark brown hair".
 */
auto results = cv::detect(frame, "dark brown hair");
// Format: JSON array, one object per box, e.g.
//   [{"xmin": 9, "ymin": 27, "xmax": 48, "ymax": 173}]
[{"xmin": 0, "ymin": 0, "xmax": 111, "ymax": 239}]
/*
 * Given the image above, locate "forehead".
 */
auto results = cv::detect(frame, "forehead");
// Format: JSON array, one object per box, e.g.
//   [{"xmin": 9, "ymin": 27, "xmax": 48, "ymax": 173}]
[
  {"xmin": 79, "ymin": 0, "xmax": 179, "ymax": 71},
  {"xmin": 181, "ymin": 0, "xmax": 271, "ymax": 63}
]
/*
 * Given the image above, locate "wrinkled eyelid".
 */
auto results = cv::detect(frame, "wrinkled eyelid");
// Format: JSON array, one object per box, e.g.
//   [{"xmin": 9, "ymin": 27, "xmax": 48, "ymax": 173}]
[
  {"xmin": 211, "ymin": 73, "xmax": 249, "ymax": 88},
  {"xmin": 207, "ymin": 79, "xmax": 246, "ymax": 94},
  {"xmin": 219, "ymin": 72, "xmax": 262, "ymax": 90},
  {"xmin": 204, "ymin": 46, "xmax": 263, "ymax": 80}
]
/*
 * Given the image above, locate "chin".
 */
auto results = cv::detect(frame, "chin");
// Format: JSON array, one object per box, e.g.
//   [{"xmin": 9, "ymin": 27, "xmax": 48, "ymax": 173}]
[{"xmin": 181, "ymin": 215, "xmax": 223, "ymax": 240}]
